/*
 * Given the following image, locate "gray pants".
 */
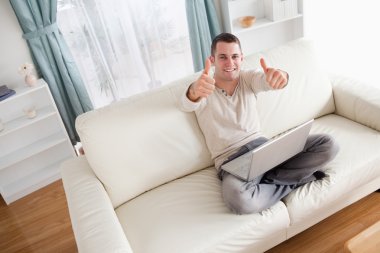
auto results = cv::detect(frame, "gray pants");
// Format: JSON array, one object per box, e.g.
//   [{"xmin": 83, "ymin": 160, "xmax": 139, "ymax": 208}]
[{"xmin": 220, "ymin": 134, "xmax": 339, "ymax": 214}]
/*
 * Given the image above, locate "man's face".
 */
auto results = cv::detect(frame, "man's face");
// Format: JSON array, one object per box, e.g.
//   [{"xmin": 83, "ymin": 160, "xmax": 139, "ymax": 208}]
[{"xmin": 210, "ymin": 42, "xmax": 243, "ymax": 82}]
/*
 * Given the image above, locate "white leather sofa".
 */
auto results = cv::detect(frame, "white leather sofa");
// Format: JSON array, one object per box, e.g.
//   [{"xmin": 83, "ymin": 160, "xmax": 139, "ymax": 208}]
[{"xmin": 61, "ymin": 39, "xmax": 380, "ymax": 253}]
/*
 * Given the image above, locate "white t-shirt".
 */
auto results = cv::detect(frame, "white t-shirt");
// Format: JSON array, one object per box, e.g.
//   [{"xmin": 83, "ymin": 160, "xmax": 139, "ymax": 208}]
[{"xmin": 180, "ymin": 69, "xmax": 273, "ymax": 170}]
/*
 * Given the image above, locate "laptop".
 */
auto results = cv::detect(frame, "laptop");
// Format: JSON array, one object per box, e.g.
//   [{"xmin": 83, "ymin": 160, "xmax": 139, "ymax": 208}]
[{"xmin": 221, "ymin": 119, "xmax": 314, "ymax": 181}]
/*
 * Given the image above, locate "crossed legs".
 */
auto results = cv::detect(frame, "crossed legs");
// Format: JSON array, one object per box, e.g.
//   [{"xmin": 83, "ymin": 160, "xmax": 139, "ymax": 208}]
[{"xmin": 221, "ymin": 134, "xmax": 339, "ymax": 214}]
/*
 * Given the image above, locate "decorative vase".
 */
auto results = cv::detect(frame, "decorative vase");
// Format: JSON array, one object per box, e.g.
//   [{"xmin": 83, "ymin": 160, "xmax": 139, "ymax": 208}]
[{"xmin": 25, "ymin": 74, "xmax": 37, "ymax": 87}]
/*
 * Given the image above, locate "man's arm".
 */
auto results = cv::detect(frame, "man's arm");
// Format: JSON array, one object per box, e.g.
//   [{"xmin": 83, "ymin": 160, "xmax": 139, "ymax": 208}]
[
  {"xmin": 180, "ymin": 58, "xmax": 215, "ymax": 112},
  {"xmin": 187, "ymin": 58, "xmax": 215, "ymax": 102}
]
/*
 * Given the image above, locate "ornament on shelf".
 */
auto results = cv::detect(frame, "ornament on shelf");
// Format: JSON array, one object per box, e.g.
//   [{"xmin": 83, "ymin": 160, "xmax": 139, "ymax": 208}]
[
  {"xmin": 18, "ymin": 62, "xmax": 37, "ymax": 87},
  {"xmin": 25, "ymin": 73, "xmax": 37, "ymax": 87},
  {"xmin": 23, "ymin": 106, "xmax": 37, "ymax": 119},
  {"xmin": 238, "ymin": 16, "xmax": 256, "ymax": 28}
]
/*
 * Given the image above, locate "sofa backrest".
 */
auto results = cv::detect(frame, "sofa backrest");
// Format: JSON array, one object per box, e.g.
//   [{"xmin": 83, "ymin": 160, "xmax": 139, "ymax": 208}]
[
  {"xmin": 76, "ymin": 38, "xmax": 335, "ymax": 208},
  {"xmin": 243, "ymin": 39, "xmax": 335, "ymax": 137},
  {"xmin": 76, "ymin": 73, "xmax": 213, "ymax": 208}
]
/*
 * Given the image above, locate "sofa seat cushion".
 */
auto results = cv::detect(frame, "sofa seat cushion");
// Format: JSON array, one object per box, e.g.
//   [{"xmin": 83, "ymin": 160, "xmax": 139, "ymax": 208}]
[
  {"xmin": 116, "ymin": 168, "xmax": 289, "ymax": 253},
  {"xmin": 283, "ymin": 114, "xmax": 380, "ymax": 235}
]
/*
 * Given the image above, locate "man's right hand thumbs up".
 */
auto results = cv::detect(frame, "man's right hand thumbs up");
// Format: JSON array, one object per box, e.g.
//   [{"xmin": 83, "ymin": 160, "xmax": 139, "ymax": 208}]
[
  {"xmin": 187, "ymin": 57, "xmax": 215, "ymax": 102},
  {"xmin": 203, "ymin": 56, "xmax": 212, "ymax": 75}
]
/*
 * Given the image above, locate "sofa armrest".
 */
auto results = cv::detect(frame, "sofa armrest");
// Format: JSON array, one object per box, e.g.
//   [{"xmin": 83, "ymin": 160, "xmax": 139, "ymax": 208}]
[
  {"xmin": 331, "ymin": 74, "xmax": 380, "ymax": 132},
  {"xmin": 61, "ymin": 157, "xmax": 134, "ymax": 253}
]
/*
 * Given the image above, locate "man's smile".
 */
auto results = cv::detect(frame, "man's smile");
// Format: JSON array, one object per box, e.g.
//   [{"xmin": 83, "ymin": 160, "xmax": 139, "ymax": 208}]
[{"xmin": 224, "ymin": 67, "xmax": 237, "ymax": 72}]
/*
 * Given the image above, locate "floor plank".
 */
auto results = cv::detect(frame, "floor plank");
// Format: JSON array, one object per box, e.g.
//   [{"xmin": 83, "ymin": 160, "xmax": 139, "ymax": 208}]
[
  {"xmin": 267, "ymin": 192, "xmax": 380, "ymax": 253},
  {"xmin": 0, "ymin": 180, "xmax": 77, "ymax": 253},
  {"xmin": 0, "ymin": 180, "xmax": 379, "ymax": 253}
]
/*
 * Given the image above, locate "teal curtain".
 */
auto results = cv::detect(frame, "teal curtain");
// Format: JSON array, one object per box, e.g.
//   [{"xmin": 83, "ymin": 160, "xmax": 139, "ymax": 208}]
[
  {"xmin": 186, "ymin": 0, "xmax": 221, "ymax": 72},
  {"xmin": 10, "ymin": 0, "xmax": 93, "ymax": 144}
]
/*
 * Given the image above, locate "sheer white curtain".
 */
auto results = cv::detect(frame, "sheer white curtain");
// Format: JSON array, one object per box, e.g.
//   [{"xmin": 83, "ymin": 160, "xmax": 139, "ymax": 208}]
[
  {"xmin": 304, "ymin": 0, "xmax": 380, "ymax": 89},
  {"xmin": 58, "ymin": 0, "xmax": 194, "ymax": 108}
]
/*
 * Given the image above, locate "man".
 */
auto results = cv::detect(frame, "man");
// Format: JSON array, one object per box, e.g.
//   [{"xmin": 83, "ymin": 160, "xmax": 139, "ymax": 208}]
[{"xmin": 180, "ymin": 33, "xmax": 339, "ymax": 214}]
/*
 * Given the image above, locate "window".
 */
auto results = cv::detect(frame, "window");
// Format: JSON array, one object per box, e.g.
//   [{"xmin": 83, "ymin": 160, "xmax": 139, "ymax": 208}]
[{"xmin": 58, "ymin": 0, "xmax": 194, "ymax": 108}]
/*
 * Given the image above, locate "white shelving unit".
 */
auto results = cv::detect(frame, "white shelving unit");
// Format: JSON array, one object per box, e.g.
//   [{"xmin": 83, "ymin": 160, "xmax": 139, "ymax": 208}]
[
  {"xmin": 0, "ymin": 79, "xmax": 76, "ymax": 204},
  {"xmin": 221, "ymin": 0, "xmax": 304, "ymax": 55}
]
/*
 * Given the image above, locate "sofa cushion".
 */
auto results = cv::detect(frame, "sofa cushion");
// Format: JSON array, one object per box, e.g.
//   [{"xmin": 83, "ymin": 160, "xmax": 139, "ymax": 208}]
[
  {"xmin": 115, "ymin": 167, "xmax": 289, "ymax": 253},
  {"xmin": 76, "ymin": 74, "xmax": 213, "ymax": 208},
  {"xmin": 242, "ymin": 39, "xmax": 335, "ymax": 137},
  {"xmin": 283, "ymin": 114, "xmax": 380, "ymax": 235},
  {"xmin": 331, "ymin": 74, "xmax": 380, "ymax": 132}
]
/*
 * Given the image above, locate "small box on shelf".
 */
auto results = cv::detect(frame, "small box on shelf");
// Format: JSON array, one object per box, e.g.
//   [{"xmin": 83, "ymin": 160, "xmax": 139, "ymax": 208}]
[{"xmin": 264, "ymin": 0, "xmax": 298, "ymax": 21}]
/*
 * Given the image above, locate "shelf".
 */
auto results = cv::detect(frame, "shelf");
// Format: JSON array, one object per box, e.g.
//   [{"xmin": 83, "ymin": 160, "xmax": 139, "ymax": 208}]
[
  {"xmin": 0, "ymin": 132, "xmax": 68, "ymax": 171},
  {"xmin": 0, "ymin": 78, "xmax": 76, "ymax": 205},
  {"xmin": 0, "ymin": 80, "xmax": 46, "ymax": 105},
  {"xmin": 232, "ymin": 14, "xmax": 303, "ymax": 34},
  {"xmin": 1, "ymin": 158, "xmax": 70, "ymax": 204},
  {"xmin": 0, "ymin": 106, "xmax": 56, "ymax": 137},
  {"xmin": 221, "ymin": 0, "xmax": 305, "ymax": 55}
]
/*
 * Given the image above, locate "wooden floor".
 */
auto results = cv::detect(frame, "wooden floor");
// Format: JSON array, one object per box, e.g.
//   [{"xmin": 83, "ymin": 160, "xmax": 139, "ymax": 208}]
[
  {"xmin": 0, "ymin": 181, "xmax": 379, "ymax": 253},
  {"xmin": 267, "ymin": 191, "xmax": 380, "ymax": 253},
  {"xmin": 0, "ymin": 180, "xmax": 77, "ymax": 253}
]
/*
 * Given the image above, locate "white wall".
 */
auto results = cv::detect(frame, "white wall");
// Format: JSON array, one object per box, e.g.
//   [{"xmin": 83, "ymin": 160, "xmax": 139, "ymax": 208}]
[
  {"xmin": 0, "ymin": 0, "xmax": 34, "ymax": 89},
  {"xmin": 304, "ymin": 0, "xmax": 380, "ymax": 89}
]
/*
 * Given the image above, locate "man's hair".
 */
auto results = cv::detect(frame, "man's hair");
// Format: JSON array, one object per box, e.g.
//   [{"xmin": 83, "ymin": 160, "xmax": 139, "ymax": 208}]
[{"xmin": 211, "ymin": 33, "xmax": 242, "ymax": 56}]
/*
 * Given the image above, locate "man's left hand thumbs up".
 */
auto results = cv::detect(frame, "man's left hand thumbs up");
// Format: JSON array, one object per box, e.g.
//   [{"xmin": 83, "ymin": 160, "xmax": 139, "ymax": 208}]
[{"xmin": 260, "ymin": 58, "xmax": 288, "ymax": 89}]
